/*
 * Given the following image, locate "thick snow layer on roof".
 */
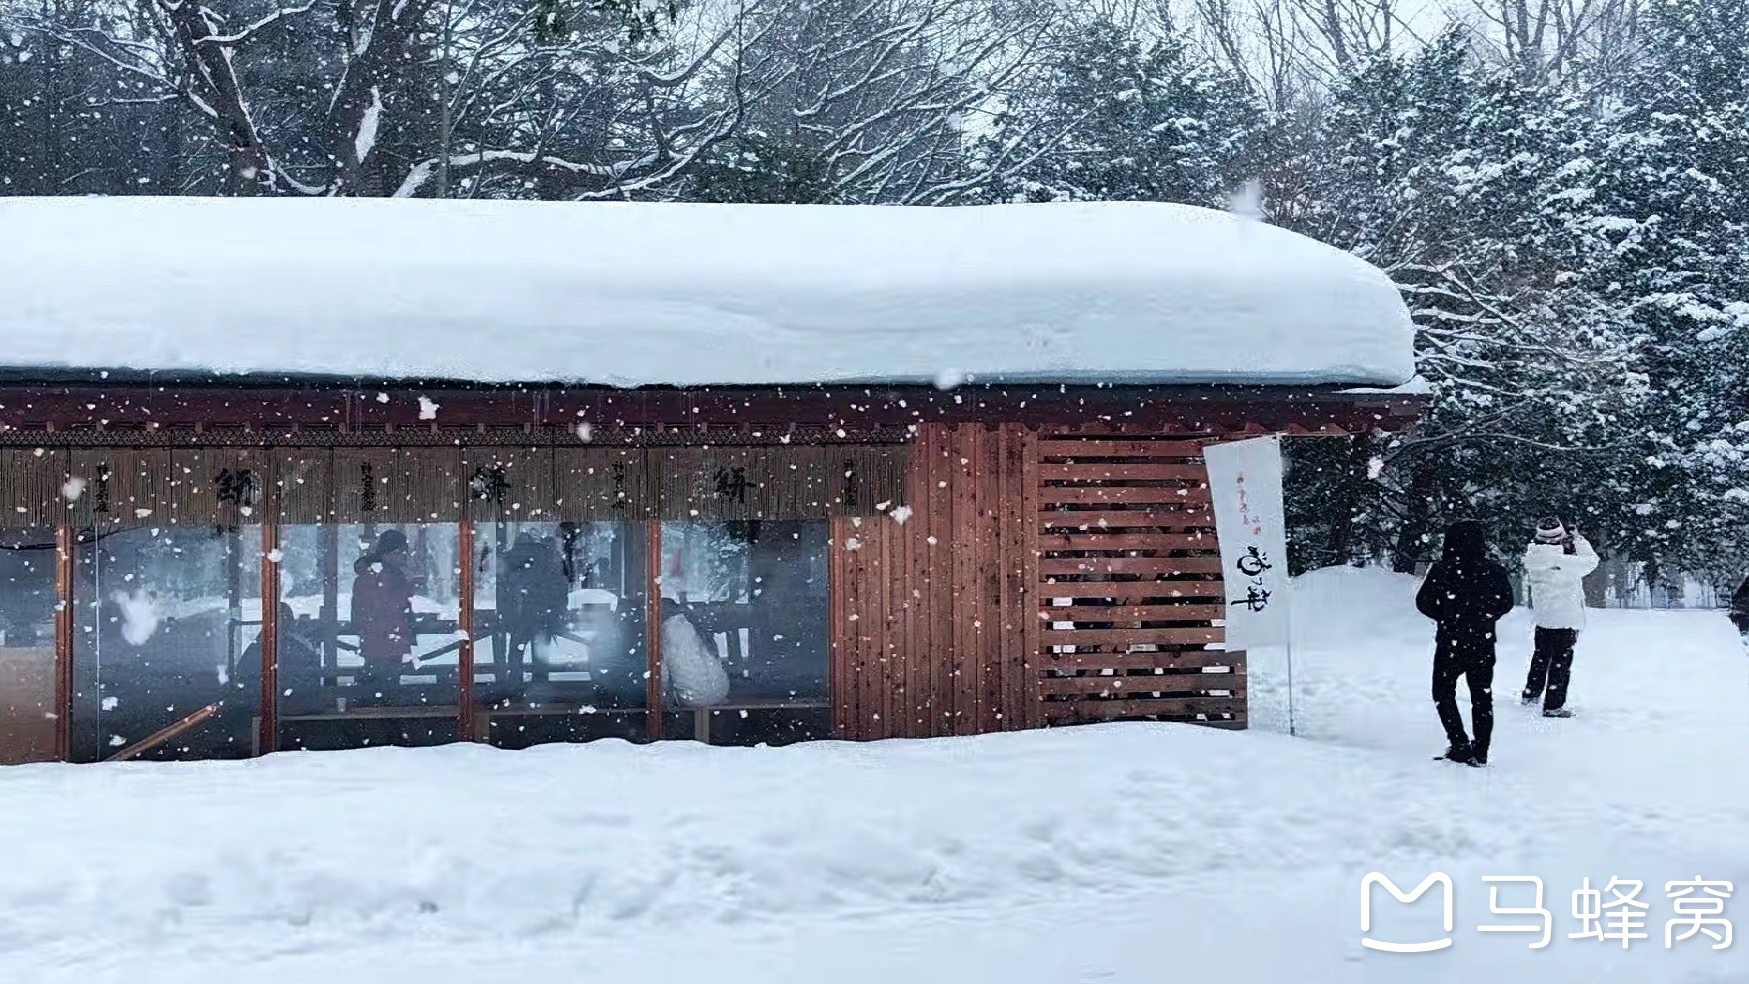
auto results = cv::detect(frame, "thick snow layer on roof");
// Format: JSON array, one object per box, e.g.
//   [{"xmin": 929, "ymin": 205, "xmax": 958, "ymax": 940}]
[{"xmin": 0, "ymin": 197, "xmax": 1415, "ymax": 388}]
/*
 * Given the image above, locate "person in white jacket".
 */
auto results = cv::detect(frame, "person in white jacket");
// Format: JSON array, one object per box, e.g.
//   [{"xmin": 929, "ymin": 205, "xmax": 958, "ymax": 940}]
[{"xmin": 1520, "ymin": 517, "xmax": 1599, "ymax": 717}]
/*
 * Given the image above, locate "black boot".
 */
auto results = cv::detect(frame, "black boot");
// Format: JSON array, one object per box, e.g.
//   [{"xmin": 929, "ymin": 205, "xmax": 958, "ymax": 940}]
[
  {"xmin": 1442, "ymin": 741, "xmax": 1473, "ymax": 764},
  {"xmin": 1469, "ymin": 742, "xmax": 1488, "ymax": 766}
]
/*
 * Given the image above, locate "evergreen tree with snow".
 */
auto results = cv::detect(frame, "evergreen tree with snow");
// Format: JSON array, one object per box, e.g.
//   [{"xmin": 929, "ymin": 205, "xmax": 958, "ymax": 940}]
[
  {"xmin": 981, "ymin": 15, "xmax": 1261, "ymax": 206},
  {"xmin": 1582, "ymin": 0, "xmax": 1749, "ymax": 580}
]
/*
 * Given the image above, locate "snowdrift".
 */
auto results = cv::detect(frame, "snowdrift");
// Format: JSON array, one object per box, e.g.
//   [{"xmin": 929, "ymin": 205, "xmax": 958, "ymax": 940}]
[{"xmin": 1, "ymin": 566, "xmax": 1743, "ymax": 983}]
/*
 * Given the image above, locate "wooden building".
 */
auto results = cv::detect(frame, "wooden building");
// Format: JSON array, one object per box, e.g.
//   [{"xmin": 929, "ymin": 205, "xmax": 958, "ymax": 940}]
[{"xmin": 0, "ymin": 198, "xmax": 1421, "ymax": 764}]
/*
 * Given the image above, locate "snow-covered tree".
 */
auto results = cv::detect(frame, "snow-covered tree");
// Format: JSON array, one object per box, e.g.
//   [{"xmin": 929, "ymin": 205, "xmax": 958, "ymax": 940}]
[
  {"xmin": 689, "ymin": 0, "xmax": 1060, "ymax": 204},
  {"xmin": 1279, "ymin": 32, "xmax": 1647, "ymax": 572},
  {"xmin": 981, "ymin": 12, "xmax": 1262, "ymax": 206},
  {"xmin": 1581, "ymin": 0, "xmax": 1749, "ymax": 581}
]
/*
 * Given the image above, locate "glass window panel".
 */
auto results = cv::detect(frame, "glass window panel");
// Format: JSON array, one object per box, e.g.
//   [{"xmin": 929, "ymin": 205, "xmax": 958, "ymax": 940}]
[
  {"xmin": 658, "ymin": 520, "xmax": 829, "ymax": 745},
  {"xmin": 0, "ymin": 529, "xmax": 59, "ymax": 764},
  {"xmin": 474, "ymin": 520, "xmax": 648, "ymax": 747},
  {"xmin": 73, "ymin": 524, "xmax": 262, "ymax": 762},
  {"xmin": 275, "ymin": 522, "xmax": 460, "ymax": 751}
]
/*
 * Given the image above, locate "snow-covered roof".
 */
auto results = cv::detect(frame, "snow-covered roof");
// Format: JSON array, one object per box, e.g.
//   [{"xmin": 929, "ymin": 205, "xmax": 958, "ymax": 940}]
[{"xmin": 0, "ymin": 197, "xmax": 1415, "ymax": 388}]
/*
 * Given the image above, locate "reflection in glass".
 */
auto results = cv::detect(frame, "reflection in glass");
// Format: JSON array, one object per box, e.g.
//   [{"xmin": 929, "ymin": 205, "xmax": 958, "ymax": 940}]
[
  {"xmin": 73, "ymin": 525, "xmax": 262, "ymax": 762},
  {"xmin": 274, "ymin": 523, "xmax": 460, "ymax": 750},
  {"xmin": 474, "ymin": 521, "xmax": 648, "ymax": 746},
  {"xmin": 659, "ymin": 521, "xmax": 829, "ymax": 745},
  {"xmin": 0, "ymin": 529, "xmax": 57, "ymax": 764}
]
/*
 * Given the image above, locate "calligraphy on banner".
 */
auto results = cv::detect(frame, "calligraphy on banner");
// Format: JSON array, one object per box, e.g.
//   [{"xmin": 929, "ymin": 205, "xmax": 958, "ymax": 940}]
[{"xmin": 1203, "ymin": 436, "xmax": 1290, "ymax": 651}]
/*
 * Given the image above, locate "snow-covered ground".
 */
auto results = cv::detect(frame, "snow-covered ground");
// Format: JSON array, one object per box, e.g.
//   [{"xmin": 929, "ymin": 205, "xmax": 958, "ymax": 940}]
[{"xmin": 1, "ymin": 567, "xmax": 1743, "ymax": 983}]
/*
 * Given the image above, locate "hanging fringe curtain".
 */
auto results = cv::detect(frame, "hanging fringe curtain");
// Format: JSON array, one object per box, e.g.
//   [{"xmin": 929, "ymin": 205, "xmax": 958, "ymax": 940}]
[
  {"xmin": 652, "ymin": 445, "xmax": 908, "ymax": 521},
  {"xmin": 0, "ymin": 442, "xmax": 908, "ymax": 529},
  {"xmin": 272, "ymin": 448, "xmax": 333, "ymax": 525},
  {"xmin": 555, "ymin": 447, "xmax": 651, "ymax": 520},
  {"xmin": 168, "ymin": 447, "xmax": 266, "ymax": 527},
  {"xmin": 0, "ymin": 448, "xmax": 71, "ymax": 528},
  {"xmin": 67, "ymin": 449, "xmax": 173, "ymax": 529},
  {"xmin": 464, "ymin": 446, "xmax": 558, "ymax": 522}
]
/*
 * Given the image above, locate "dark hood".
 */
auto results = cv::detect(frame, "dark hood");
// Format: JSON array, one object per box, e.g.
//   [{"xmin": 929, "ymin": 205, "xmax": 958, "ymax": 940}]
[{"xmin": 1439, "ymin": 521, "xmax": 1489, "ymax": 565}]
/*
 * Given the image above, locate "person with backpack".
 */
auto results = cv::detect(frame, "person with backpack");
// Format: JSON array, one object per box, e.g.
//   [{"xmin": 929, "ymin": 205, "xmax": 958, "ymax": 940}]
[
  {"xmin": 1519, "ymin": 517, "xmax": 1599, "ymax": 718},
  {"xmin": 1416, "ymin": 521, "xmax": 1516, "ymax": 767}
]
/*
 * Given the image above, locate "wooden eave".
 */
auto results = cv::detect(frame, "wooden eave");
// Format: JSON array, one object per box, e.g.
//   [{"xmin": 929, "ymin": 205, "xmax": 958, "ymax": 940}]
[{"xmin": 0, "ymin": 380, "xmax": 1422, "ymax": 443}]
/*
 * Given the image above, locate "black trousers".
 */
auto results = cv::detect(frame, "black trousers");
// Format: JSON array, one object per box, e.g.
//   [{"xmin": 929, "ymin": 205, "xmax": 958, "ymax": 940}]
[
  {"xmin": 1432, "ymin": 646, "xmax": 1494, "ymax": 754},
  {"xmin": 1524, "ymin": 627, "xmax": 1579, "ymax": 710}
]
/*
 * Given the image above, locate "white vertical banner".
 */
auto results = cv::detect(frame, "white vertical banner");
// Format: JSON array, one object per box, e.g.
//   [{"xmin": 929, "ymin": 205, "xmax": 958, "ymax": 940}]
[{"xmin": 1203, "ymin": 436, "xmax": 1291, "ymax": 651}]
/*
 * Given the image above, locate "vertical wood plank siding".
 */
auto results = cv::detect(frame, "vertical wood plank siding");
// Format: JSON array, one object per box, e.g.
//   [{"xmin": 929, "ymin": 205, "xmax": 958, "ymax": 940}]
[{"xmin": 830, "ymin": 424, "xmax": 1046, "ymax": 740}]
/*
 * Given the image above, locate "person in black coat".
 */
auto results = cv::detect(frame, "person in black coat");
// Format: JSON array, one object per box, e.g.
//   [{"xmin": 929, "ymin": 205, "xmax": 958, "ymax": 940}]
[
  {"xmin": 1415, "ymin": 521, "xmax": 1516, "ymax": 766},
  {"xmin": 1730, "ymin": 577, "xmax": 1749, "ymax": 636}
]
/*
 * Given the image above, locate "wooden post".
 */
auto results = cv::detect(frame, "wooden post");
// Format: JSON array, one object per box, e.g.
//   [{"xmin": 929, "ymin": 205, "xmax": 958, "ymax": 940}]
[
  {"xmin": 458, "ymin": 518, "xmax": 477, "ymax": 742},
  {"xmin": 646, "ymin": 520, "xmax": 663, "ymax": 740},
  {"xmin": 494, "ymin": 518, "xmax": 511, "ymax": 688},
  {"xmin": 54, "ymin": 525, "xmax": 74, "ymax": 762},
  {"xmin": 321, "ymin": 520, "xmax": 338, "ymax": 670},
  {"xmin": 257, "ymin": 522, "xmax": 279, "ymax": 756},
  {"xmin": 225, "ymin": 524, "xmax": 243, "ymax": 675},
  {"xmin": 826, "ymin": 518, "xmax": 839, "ymax": 739}
]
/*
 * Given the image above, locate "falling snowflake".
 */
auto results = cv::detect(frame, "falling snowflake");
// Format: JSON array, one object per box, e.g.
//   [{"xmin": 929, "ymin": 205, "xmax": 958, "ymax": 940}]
[
  {"xmin": 1228, "ymin": 178, "xmax": 1264, "ymax": 220},
  {"xmin": 267, "ymin": 548, "xmax": 284, "ymax": 563},
  {"xmin": 891, "ymin": 505, "xmax": 914, "ymax": 525},
  {"xmin": 1366, "ymin": 456, "xmax": 1384, "ymax": 480},
  {"xmin": 577, "ymin": 422, "xmax": 593, "ymax": 442},
  {"xmin": 418, "ymin": 396, "xmax": 440, "ymax": 420},
  {"xmin": 101, "ymin": 696, "xmax": 119, "ymax": 711},
  {"xmin": 376, "ymin": 392, "xmax": 390, "ymax": 404},
  {"xmin": 934, "ymin": 368, "xmax": 965, "ymax": 390},
  {"xmin": 114, "ymin": 590, "xmax": 160, "ymax": 646}
]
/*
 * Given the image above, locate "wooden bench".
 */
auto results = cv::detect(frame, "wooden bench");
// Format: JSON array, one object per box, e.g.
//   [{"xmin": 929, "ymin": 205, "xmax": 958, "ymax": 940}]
[{"xmin": 684, "ymin": 698, "xmax": 830, "ymax": 744}]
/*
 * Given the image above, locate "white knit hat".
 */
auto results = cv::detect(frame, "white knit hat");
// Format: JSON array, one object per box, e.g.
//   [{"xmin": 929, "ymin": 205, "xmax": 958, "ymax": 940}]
[{"xmin": 1535, "ymin": 517, "xmax": 1566, "ymax": 544}]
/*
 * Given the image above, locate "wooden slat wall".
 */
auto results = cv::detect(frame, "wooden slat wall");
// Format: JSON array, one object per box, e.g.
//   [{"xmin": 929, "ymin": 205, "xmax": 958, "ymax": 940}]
[
  {"xmin": 1034, "ymin": 429, "xmax": 1246, "ymax": 729},
  {"xmin": 830, "ymin": 424, "xmax": 1040, "ymax": 739}
]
